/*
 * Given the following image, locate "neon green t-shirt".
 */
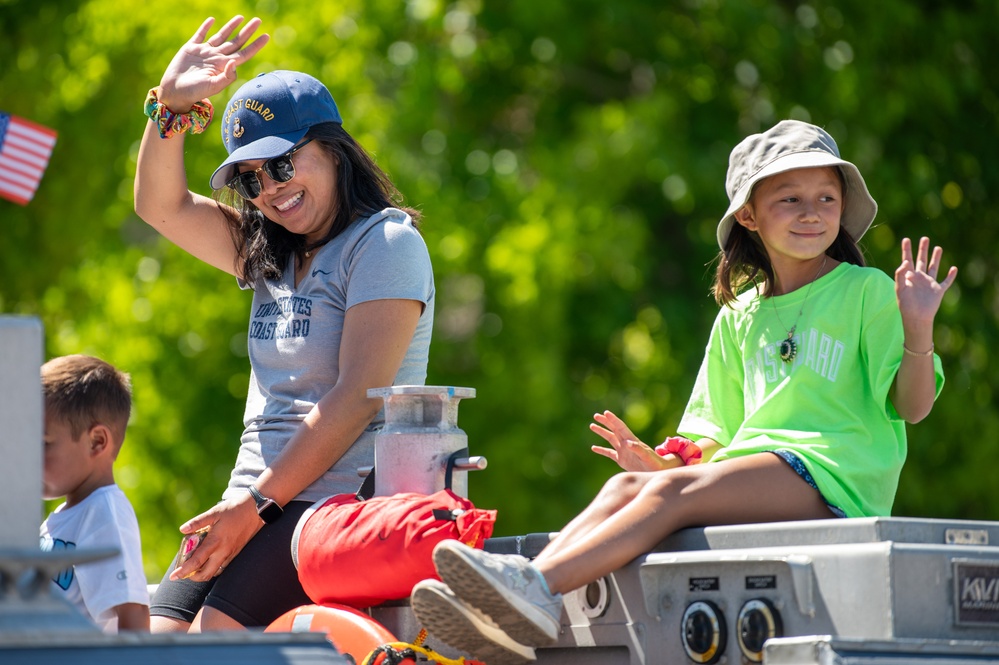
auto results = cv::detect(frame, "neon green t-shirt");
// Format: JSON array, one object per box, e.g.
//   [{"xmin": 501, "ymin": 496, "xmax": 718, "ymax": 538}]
[{"xmin": 677, "ymin": 262, "xmax": 944, "ymax": 517}]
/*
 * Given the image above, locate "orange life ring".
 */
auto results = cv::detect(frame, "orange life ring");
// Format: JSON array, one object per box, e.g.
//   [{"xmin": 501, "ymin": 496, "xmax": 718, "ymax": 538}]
[{"xmin": 265, "ymin": 603, "xmax": 412, "ymax": 663}]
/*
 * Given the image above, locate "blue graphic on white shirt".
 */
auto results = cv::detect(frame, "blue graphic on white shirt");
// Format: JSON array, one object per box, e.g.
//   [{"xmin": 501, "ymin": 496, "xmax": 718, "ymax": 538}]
[
  {"xmin": 250, "ymin": 295, "xmax": 313, "ymax": 340},
  {"xmin": 40, "ymin": 535, "xmax": 76, "ymax": 590}
]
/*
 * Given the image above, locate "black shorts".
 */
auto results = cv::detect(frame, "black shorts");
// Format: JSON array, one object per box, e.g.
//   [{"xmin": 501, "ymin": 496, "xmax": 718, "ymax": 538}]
[{"xmin": 150, "ymin": 500, "xmax": 314, "ymax": 627}]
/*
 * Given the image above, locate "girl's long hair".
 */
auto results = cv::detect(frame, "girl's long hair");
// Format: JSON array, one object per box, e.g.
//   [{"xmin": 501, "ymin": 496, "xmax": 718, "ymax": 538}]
[
  {"xmin": 215, "ymin": 122, "xmax": 421, "ymax": 282},
  {"xmin": 711, "ymin": 169, "xmax": 865, "ymax": 306}
]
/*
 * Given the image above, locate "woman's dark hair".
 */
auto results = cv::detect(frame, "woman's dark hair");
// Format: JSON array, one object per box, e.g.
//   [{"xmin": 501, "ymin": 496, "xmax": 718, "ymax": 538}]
[
  {"xmin": 215, "ymin": 122, "xmax": 421, "ymax": 282},
  {"xmin": 711, "ymin": 167, "xmax": 865, "ymax": 306}
]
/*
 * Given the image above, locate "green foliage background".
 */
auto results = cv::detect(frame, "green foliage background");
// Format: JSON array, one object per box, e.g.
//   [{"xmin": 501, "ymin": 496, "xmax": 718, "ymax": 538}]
[{"xmin": 2, "ymin": 0, "xmax": 997, "ymax": 581}]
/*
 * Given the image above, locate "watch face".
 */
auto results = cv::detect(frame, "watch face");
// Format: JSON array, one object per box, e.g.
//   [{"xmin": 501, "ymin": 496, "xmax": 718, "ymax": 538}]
[{"xmin": 258, "ymin": 499, "xmax": 283, "ymax": 524}]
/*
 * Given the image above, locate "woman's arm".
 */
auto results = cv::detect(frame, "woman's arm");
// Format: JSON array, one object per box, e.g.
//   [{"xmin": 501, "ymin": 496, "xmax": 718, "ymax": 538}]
[
  {"xmin": 135, "ymin": 123, "xmax": 240, "ymax": 275},
  {"xmin": 133, "ymin": 16, "xmax": 269, "ymax": 276},
  {"xmin": 169, "ymin": 297, "xmax": 424, "ymax": 582},
  {"xmin": 891, "ymin": 237, "xmax": 957, "ymax": 423},
  {"xmin": 256, "ymin": 298, "xmax": 425, "ymax": 503}
]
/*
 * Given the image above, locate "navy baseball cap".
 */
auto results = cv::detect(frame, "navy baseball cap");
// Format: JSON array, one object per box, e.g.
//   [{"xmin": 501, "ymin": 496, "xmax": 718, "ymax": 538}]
[{"xmin": 210, "ymin": 70, "xmax": 343, "ymax": 190}]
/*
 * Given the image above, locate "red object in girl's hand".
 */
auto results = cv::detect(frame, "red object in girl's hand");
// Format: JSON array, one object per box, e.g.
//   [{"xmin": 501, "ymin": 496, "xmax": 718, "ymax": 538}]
[{"xmin": 654, "ymin": 436, "xmax": 702, "ymax": 465}]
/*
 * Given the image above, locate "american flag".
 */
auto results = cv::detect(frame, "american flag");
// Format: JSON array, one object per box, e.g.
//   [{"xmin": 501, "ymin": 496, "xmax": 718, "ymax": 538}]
[{"xmin": 0, "ymin": 112, "xmax": 58, "ymax": 206}]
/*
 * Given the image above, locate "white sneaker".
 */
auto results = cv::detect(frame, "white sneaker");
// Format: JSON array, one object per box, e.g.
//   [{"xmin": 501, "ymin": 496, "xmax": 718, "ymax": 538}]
[
  {"xmin": 432, "ymin": 541, "xmax": 562, "ymax": 647},
  {"xmin": 411, "ymin": 579, "xmax": 537, "ymax": 664}
]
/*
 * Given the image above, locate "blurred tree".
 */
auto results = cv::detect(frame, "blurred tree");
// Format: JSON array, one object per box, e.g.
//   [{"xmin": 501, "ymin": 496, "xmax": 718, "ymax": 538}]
[{"xmin": 1, "ymin": 0, "xmax": 996, "ymax": 580}]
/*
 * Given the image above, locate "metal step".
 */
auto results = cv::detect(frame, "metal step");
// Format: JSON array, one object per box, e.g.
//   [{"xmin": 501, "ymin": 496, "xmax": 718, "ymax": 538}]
[{"xmin": 512, "ymin": 517, "xmax": 999, "ymax": 664}]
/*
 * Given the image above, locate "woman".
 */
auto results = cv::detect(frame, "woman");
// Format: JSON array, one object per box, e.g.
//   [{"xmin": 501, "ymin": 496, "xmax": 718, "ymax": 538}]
[{"xmin": 134, "ymin": 16, "xmax": 434, "ymax": 631}]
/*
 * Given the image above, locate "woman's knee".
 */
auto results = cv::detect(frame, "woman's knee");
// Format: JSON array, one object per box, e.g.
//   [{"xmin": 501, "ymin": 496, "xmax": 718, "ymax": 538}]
[
  {"xmin": 150, "ymin": 615, "xmax": 191, "ymax": 634},
  {"xmin": 193, "ymin": 606, "xmax": 246, "ymax": 632}
]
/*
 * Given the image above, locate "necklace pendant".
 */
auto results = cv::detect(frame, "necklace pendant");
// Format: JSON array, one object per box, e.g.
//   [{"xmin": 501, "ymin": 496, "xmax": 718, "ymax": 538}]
[{"xmin": 779, "ymin": 335, "xmax": 797, "ymax": 363}]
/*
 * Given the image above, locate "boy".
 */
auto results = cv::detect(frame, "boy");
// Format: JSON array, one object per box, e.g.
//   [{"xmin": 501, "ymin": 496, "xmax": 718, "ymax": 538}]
[{"xmin": 39, "ymin": 354, "xmax": 150, "ymax": 632}]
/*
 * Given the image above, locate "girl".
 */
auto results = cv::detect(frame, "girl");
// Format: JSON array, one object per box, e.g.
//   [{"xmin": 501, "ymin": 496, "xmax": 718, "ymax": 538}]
[
  {"xmin": 134, "ymin": 17, "xmax": 434, "ymax": 631},
  {"xmin": 410, "ymin": 120, "xmax": 957, "ymax": 661}
]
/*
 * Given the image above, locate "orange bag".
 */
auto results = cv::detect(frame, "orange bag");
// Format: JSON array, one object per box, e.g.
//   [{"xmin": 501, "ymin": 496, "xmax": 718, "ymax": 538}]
[{"xmin": 293, "ymin": 488, "xmax": 497, "ymax": 608}]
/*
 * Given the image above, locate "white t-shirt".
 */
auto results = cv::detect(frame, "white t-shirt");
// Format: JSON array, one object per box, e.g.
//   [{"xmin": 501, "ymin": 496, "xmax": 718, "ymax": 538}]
[{"xmin": 39, "ymin": 485, "xmax": 149, "ymax": 633}]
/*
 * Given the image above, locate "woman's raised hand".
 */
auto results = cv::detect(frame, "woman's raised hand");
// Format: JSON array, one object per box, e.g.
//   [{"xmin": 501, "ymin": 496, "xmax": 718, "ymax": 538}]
[
  {"xmin": 159, "ymin": 16, "xmax": 270, "ymax": 112},
  {"xmin": 590, "ymin": 410, "xmax": 667, "ymax": 472}
]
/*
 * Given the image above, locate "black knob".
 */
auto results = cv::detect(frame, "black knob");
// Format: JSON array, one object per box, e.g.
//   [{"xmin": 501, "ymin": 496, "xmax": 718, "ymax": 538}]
[
  {"xmin": 737, "ymin": 598, "xmax": 782, "ymax": 662},
  {"xmin": 681, "ymin": 600, "xmax": 726, "ymax": 664}
]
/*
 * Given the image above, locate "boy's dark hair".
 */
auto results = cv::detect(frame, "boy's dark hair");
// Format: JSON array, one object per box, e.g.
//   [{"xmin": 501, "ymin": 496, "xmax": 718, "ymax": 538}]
[
  {"xmin": 215, "ymin": 122, "xmax": 422, "ymax": 282},
  {"xmin": 41, "ymin": 355, "xmax": 132, "ymax": 445},
  {"xmin": 711, "ymin": 168, "xmax": 866, "ymax": 306}
]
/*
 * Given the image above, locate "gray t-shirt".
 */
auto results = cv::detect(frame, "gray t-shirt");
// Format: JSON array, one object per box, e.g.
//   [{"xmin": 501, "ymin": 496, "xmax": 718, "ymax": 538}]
[{"xmin": 223, "ymin": 208, "xmax": 435, "ymax": 503}]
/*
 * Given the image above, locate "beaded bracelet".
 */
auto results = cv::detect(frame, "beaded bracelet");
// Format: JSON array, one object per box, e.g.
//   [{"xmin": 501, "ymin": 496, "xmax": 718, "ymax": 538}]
[
  {"xmin": 654, "ymin": 436, "xmax": 703, "ymax": 465},
  {"xmin": 903, "ymin": 343, "xmax": 934, "ymax": 358},
  {"xmin": 144, "ymin": 87, "xmax": 214, "ymax": 139}
]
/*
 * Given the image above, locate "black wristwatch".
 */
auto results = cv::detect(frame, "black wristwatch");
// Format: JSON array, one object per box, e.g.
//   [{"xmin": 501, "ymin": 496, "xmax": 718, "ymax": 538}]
[{"xmin": 247, "ymin": 485, "xmax": 284, "ymax": 524}]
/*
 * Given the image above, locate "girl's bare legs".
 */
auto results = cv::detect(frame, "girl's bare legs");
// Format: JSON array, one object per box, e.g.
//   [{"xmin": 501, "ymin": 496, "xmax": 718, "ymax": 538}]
[
  {"xmin": 536, "ymin": 453, "xmax": 836, "ymax": 595},
  {"xmin": 536, "ymin": 471, "xmax": 651, "ymax": 562}
]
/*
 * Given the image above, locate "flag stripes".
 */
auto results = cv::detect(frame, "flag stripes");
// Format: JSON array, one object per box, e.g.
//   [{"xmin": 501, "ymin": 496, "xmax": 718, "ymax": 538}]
[{"xmin": 0, "ymin": 112, "xmax": 58, "ymax": 206}]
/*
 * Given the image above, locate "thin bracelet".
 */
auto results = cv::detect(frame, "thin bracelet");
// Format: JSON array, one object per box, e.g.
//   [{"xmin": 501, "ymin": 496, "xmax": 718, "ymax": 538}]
[{"xmin": 903, "ymin": 343, "xmax": 934, "ymax": 357}]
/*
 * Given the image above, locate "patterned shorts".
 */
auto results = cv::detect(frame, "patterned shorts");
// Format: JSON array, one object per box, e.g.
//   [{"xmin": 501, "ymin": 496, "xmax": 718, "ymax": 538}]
[{"xmin": 771, "ymin": 449, "xmax": 847, "ymax": 518}]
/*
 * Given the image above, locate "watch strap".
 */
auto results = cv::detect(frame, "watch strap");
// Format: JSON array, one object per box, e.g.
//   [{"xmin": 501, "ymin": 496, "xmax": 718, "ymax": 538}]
[
  {"xmin": 247, "ymin": 484, "xmax": 268, "ymax": 507},
  {"xmin": 247, "ymin": 485, "xmax": 284, "ymax": 523}
]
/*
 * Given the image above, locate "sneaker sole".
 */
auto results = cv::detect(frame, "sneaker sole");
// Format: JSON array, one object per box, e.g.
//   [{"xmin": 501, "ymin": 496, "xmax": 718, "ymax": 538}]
[
  {"xmin": 411, "ymin": 581, "xmax": 536, "ymax": 664},
  {"xmin": 433, "ymin": 545, "xmax": 559, "ymax": 647}
]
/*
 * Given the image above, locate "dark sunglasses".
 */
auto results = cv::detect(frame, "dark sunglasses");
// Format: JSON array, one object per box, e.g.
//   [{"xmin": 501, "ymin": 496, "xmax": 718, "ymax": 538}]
[{"xmin": 226, "ymin": 138, "xmax": 315, "ymax": 200}]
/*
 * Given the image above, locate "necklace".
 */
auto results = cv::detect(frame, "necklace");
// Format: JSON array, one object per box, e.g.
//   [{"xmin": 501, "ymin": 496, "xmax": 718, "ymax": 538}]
[
  {"xmin": 772, "ymin": 255, "xmax": 828, "ymax": 364},
  {"xmin": 305, "ymin": 240, "xmax": 328, "ymax": 259}
]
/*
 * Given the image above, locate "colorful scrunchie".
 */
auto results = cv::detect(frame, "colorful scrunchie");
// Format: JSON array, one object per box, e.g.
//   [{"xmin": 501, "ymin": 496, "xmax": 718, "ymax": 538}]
[{"xmin": 144, "ymin": 87, "xmax": 214, "ymax": 139}]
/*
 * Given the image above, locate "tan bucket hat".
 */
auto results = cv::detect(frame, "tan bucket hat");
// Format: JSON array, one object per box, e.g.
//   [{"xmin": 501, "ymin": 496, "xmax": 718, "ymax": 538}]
[{"xmin": 716, "ymin": 120, "xmax": 877, "ymax": 250}]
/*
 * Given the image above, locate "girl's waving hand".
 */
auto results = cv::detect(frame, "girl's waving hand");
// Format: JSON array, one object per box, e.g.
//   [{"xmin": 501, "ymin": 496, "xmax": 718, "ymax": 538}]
[
  {"xmin": 892, "ymin": 236, "xmax": 958, "ymax": 423},
  {"xmin": 895, "ymin": 236, "xmax": 958, "ymax": 326}
]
